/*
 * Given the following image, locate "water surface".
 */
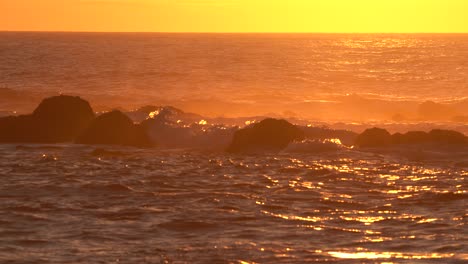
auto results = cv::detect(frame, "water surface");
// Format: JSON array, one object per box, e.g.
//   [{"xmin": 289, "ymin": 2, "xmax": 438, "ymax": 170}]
[
  {"xmin": 0, "ymin": 144, "xmax": 465, "ymax": 263},
  {"xmin": 1, "ymin": 33, "xmax": 467, "ymax": 116}
]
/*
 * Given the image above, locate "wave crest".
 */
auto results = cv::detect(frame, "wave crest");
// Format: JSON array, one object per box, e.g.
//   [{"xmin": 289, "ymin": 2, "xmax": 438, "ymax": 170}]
[{"xmin": 284, "ymin": 138, "xmax": 348, "ymax": 153}]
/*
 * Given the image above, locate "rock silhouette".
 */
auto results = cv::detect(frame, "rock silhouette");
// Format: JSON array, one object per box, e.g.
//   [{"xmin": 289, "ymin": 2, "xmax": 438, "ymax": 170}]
[
  {"xmin": 76, "ymin": 110, "xmax": 152, "ymax": 147},
  {"xmin": 391, "ymin": 131, "xmax": 430, "ymax": 145},
  {"xmin": 227, "ymin": 118, "xmax": 304, "ymax": 153},
  {"xmin": 0, "ymin": 95, "xmax": 95, "ymax": 143},
  {"xmin": 428, "ymin": 129, "xmax": 467, "ymax": 144},
  {"xmin": 357, "ymin": 128, "xmax": 467, "ymax": 147},
  {"xmin": 355, "ymin": 127, "xmax": 392, "ymax": 147}
]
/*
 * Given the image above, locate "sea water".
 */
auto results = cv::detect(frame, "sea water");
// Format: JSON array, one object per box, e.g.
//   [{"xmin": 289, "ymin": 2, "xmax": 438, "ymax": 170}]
[
  {"xmin": 0, "ymin": 144, "xmax": 466, "ymax": 263},
  {"xmin": 0, "ymin": 33, "xmax": 467, "ymax": 263},
  {"xmin": 1, "ymin": 33, "xmax": 467, "ymax": 117}
]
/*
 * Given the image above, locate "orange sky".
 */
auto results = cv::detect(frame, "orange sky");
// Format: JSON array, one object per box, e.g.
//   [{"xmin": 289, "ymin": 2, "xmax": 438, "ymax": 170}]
[{"xmin": 1, "ymin": 0, "xmax": 467, "ymax": 33}]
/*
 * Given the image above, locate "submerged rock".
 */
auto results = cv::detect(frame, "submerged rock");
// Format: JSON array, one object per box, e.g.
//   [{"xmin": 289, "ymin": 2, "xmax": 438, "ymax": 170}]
[
  {"xmin": 227, "ymin": 118, "xmax": 304, "ymax": 153},
  {"xmin": 392, "ymin": 129, "xmax": 467, "ymax": 145},
  {"xmin": 0, "ymin": 95, "xmax": 95, "ymax": 143},
  {"xmin": 0, "ymin": 115, "xmax": 35, "ymax": 142},
  {"xmin": 76, "ymin": 110, "xmax": 152, "ymax": 147},
  {"xmin": 355, "ymin": 127, "xmax": 392, "ymax": 148}
]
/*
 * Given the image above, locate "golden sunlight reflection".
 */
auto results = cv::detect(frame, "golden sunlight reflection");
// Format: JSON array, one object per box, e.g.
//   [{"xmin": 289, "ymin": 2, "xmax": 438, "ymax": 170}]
[
  {"xmin": 239, "ymin": 261, "xmax": 257, "ymax": 264},
  {"xmin": 261, "ymin": 210, "xmax": 321, "ymax": 223},
  {"xmin": 340, "ymin": 216, "xmax": 385, "ymax": 225},
  {"xmin": 327, "ymin": 138, "xmax": 342, "ymax": 145},
  {"xmin": 198, "ymin": 119, "xmax": 208, "ymax": 125},
  {"xmin": 148, "ymin": 110, "xmax": 160, "ymax": 119},
  {"xmin": 328, "ymin": 251, "xmax": 456, "ymax": 260},
  {"xmin": 300, "ymin": 224, "xmax": 378, "ymax": 234}
]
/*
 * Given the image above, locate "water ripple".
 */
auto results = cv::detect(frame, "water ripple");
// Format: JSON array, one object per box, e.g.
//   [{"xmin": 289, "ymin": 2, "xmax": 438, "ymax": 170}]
[{"xmin": 0, "ymin": 144, "xmax": 466, "ymax": 263}]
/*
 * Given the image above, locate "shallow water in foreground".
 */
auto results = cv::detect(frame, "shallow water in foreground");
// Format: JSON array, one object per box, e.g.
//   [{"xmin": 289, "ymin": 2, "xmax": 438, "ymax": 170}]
[
  {"xmin": 0, "ymin": 144, "xmax": 466, "ymax": 263},
  {"xmin": 2, "ymin": 33, "xmax": 468, "ymax": 118}
]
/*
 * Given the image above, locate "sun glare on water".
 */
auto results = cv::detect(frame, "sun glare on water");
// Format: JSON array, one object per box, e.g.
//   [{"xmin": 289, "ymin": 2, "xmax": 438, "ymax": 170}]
[{"xmin": 328, "ymin": 251, "xmax": 457, "ymax": 260}]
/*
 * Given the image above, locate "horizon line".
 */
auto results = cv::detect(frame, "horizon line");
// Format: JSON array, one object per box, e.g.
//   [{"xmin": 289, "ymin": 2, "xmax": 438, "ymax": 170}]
[{"xmin": 1, "ymin": 30, "xmax": 468, "ymax": 34}]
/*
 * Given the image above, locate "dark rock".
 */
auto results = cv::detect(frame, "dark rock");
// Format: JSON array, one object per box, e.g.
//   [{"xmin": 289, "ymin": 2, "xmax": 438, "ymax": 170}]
[
  {"xmin": 76, "ymin": 110, "xmax": 152, "ymax": 147},
  {"xmin": 391, "ymin": 131, "xmax": 430, "ymax": 145},
  {"xmin": 0, "ymin": 95, "xmax": 95, "ymax": 143},
  {"xmin": 355, "ymin": 127, "xmax": 392, "ymax": 148},
  {"xmin": 226, "ymin": 118, "xmax": 304, "ymax": 153},
  {"xmin": 428, "ymin": 129, "xmax": 467, "ymax": 145},
  {"xmin": 32, "ymin": 95, "xmax": 96, "ymax": 142},
  {"xmin": 359, "ymin": 128, "xmax": 467, "ymax": 147}
]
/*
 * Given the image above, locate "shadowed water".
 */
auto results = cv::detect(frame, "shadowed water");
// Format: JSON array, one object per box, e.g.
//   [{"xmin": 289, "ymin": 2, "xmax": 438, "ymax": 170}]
[{"xmin": 0, "ymin": 144, "xmax": 465, "ymax": 263}]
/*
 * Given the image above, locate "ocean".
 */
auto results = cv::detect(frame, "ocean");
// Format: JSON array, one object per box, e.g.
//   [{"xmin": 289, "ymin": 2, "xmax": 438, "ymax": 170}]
[
  {"xmin": 0, "ymin": 144, "xmax": 466, "ymax": 263},
  {"xmin": 1, "ymin": 33, "xmax": 467, "ymax": 118},
  {"xmin": 0, "ymin": 33, "xmax": 467, "ymax": 263}
]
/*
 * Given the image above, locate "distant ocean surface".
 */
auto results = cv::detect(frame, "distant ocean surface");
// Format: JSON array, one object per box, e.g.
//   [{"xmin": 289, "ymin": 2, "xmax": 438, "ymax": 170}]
[
  {"xmin": 0, "ymin": 33, "xmax": 467, "ymax": 263},
  {"xmin": 0, "ymin": 32, "xmax": 467, "ymax": 117}
]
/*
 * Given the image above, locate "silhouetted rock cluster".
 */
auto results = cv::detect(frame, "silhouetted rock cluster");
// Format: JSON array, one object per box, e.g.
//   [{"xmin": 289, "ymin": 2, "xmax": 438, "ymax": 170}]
[
  {"xmin": 391, "ymin": 131, "xmax": 429, "ymax": 145},
  {"xmin": 1, "ymin": 95, "xmax": 467, "ymax": 150},
  {"xmin": 0, "ymin": 95, "xmax": 95, "ymax": 143},
  {"xmin": 355, "ymin": 127, "xmax": 468, "ymax": 148},
  {"xmin": 76, "ymin": 111, "xmax": 152, "ymax": 147},
  {"xmin": 355, "ymin": 128, "xmax": 392, "ymax": 148},
  {"xmin": 424, "ymin": 129, "xmax": 467, "ymax": 144},
  {"xmin": 227, "ymin": 118, "xmax": 304, "ymax": 153},
  {"xmin": 0, "ymin": 95, "xmax": 152, "ymax": 147}
]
